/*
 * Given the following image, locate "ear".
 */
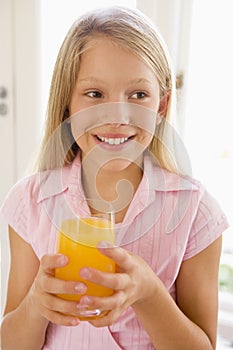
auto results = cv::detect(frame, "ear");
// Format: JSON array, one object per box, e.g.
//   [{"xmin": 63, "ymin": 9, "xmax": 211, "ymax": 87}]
[
  {"xmin": 158, "ymin": 92, "xmax": 170, "ymax": 117},
  {"xmin": 62, "ymin": 108, "xmax": 70, "ymax": 122}
]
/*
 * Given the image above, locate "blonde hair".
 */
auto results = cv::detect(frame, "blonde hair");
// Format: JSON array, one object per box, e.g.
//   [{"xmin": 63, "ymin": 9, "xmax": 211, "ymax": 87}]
[{"xmin": 36, "ymin": 6, "xmax": 178, "ymax": 173}]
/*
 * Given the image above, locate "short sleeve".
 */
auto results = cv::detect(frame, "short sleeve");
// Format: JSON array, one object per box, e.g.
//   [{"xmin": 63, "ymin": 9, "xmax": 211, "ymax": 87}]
[
  {"xmin": 183, "ymin": 188, "xmax": 229, "ymax": 260},
  {"xmin": 0, "ymin": 177, "xmax": 31, "ymax": 243}
]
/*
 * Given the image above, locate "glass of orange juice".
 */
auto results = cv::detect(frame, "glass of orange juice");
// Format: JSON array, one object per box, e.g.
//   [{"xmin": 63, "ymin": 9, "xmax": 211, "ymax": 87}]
[{"xmin": 55, "ymin": 199, "xmax": 115, "ymax": 320}]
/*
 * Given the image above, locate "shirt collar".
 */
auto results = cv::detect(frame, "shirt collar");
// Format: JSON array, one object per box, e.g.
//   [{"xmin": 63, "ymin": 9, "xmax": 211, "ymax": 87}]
[
  {"xmin": 37, "ymin": 152, "xmax": 199, "ymax": 204},
  {"xmin": 37, "ymin": 154, "xmax": 82, "ymax": 203},
  {"xmin": 142, "ymin": 152, "xmax": 199, "ymax": 192}
]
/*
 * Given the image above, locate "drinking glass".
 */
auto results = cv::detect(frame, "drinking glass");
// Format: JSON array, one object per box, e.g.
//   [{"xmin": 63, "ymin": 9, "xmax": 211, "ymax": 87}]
[{"xmin": 55, "ymin": 200, "xmax": 115, "ymax": 320}]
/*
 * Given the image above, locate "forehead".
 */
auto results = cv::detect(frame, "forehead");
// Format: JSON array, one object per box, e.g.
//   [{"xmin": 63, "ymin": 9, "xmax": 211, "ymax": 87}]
[
  {"xmin": 78, "ymin": 37, "xmax": 158, "ymax": 84},
  {"xmin": 80, "ymin": 36, "xmax": 136, "ymax": 65}
]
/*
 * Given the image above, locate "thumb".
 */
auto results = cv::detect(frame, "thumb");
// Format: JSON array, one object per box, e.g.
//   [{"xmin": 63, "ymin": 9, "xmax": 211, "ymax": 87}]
[{"xmin": 40, "ymin": 254, "xmax": 69, "ymax": 275}]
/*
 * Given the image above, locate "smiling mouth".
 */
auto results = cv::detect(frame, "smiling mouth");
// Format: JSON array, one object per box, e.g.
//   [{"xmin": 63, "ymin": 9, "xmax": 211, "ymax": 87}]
[{"xmin": 95, "ymin": 135, "xmax": 133, "ymax": 145}]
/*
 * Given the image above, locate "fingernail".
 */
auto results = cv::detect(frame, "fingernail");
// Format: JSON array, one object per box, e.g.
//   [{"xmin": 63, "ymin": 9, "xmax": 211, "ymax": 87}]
[
  {"xmin": 79, "ymin": 268, "xmax": 91, "ymax": 279},
  {"xmin": 58, "ymin": 255, "xmax": 68, "ymax": 265},
  {"xmin": 76, "ymin": 296, "xmax": 91, "ymax": 309},
  {"xmin": 76, "ymin": 303, "xmax": 88, "ymax": 310},
  {"xmin": 70, "ymin": 318, "xmax": 79, "ymax": 326},
  {"xmin": 74, "ymin": 283, "xmax": 87, "ymax": 294},
  {"xmin": 98, "ymin": 241, "xmax": 112, "ymax": 248},
  {"xmin": 79, "ymin": 296, "xmax": 91, "ymax": 306}
]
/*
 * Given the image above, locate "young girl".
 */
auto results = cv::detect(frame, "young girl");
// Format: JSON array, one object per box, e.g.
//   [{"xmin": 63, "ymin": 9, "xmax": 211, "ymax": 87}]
[{"xmin": 0, "ymin": 6, "xmax": 229, "ymax": 350}]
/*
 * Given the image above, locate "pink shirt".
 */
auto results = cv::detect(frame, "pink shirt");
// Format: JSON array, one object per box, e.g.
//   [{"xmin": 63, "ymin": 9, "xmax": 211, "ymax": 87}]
[{"xmin": 1, "ymin": 153, "xmax": 229, "ymax": 350}]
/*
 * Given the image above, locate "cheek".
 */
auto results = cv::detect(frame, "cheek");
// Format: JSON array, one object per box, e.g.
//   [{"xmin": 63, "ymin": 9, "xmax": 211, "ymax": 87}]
[
  {"xmin": 73, "ymin": 133, "xmax": 93, "ymax": 153},
  {"xmin": 137, "ymin": 130, "xmax": 154, "ymax": 146},
  {"xmin": 75, "ymin": 135, "xmax": 85, "ymax": 149}
]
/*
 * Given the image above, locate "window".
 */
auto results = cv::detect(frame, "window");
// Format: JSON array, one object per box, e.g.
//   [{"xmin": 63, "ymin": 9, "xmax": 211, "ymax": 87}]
[
  {"xmin": 184, "ymin": 3, "xmax": 233, "ymax": 346},
  {"xmin": 184, "ymin": 0, "xmax": 233, "ymax": 257}
]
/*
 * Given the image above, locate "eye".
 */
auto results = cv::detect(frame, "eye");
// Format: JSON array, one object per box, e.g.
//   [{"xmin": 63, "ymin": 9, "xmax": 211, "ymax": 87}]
[
  {"xmin": 86, "ymin": 91, "xmax": 103, "ymax": 98},
  {"xmin": 130, "ymin": 91, "xmax": 148, "ymax": 99}
]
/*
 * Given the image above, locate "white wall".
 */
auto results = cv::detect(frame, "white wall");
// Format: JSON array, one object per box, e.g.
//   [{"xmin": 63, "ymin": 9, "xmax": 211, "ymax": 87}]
[
  {"xmin": 1, "ymin": 0, "xmax": 41, "ymax": 314},
  {"xmin": 14, "ymin": 0, "xmax": 42, "ymax": 177}
]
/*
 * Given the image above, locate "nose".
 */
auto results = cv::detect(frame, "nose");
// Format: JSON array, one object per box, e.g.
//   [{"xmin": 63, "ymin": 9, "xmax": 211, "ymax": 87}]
[
  {"xmin": 107, "ymin": 91, "xmax": 125, "ymax": 104},
  {"xmin": 104, "ymin": 101, "xmax": 130, "ymax": 127},
  {"xmin": 110, "ymin": 123, "xmax": 122, "ymax": 128}
]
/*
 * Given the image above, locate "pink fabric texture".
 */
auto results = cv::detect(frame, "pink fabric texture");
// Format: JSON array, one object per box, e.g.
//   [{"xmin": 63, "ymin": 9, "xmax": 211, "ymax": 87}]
[{"xmin": 1, "ymin": 153, "xmax": 229, "ymax": 349}]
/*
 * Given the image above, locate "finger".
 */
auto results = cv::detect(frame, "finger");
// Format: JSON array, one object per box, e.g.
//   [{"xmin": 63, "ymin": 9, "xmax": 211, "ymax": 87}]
[
  {"xmin": 45, "ymin": 310, "xmax": 80, "ymax": 327},
  {"xmin": 88, "ymin": 309, "xmax": 120, "ymax": 328},
  {"xmin": 97, "ymin": 243, "xmax": 133, "ymax": 271},
  {"xmin": 77, "ymin": 290, "xmax": 126, "ymax": 313},
  {"xmin": 40, "ymin": 254, "xmax": 69, "ymax": 275},
  {"xmin": 79, "ymin": 267, "xmax": 129, "ymax": 291},
  {"xmin": 41, "ymin": 292, "xmax": 83, "ymax": 317},
  {"xmin": 39, "ymin": 301, "xmax": 80, "ymax": 327},
  {"xmin": 40, "ymin": 274, "xmax": 87, "ymax": 295}
]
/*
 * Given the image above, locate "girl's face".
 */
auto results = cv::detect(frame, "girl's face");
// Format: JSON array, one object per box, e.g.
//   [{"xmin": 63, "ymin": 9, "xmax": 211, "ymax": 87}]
[{"xmin": 69, "ymin": 37, "xmax": 162, "ymax": 171}]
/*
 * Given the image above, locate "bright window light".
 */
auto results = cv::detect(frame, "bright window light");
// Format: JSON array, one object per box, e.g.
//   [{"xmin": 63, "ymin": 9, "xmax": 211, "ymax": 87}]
[{"xmin": 184, "ymin": 0, "xmax": 233, "ymax": 255}]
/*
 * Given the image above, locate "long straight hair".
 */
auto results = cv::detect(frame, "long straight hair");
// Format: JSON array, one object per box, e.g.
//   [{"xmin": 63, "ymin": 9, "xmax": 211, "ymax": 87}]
[{"xmin": 35, "ymin": 6, "xmax": 180, "ymax": 173}]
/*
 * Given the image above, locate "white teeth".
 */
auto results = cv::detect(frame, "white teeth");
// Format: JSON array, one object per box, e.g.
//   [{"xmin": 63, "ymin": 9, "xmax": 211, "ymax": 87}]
[{"xmin": 97, "ymin": 136, "xmax": 129, "ymax": 144}]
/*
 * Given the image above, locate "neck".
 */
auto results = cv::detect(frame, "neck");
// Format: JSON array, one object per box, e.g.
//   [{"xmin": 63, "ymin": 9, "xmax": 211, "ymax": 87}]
[{"xmin": 81, "ymin": 158, "xmax": 143, "ymax": 220}]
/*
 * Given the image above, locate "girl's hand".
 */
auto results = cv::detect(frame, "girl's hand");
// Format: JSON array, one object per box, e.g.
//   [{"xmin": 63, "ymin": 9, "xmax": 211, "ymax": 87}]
[
  {"xmin": 28, "ymin": 254, "xmax": 87, "ymax": 327},
  {"xmin": 77, "ymin": 244, "xmax": 159, "ymax": 327}
]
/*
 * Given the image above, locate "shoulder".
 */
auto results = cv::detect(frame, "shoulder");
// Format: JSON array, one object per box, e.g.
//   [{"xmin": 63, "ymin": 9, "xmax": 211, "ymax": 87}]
[
  {"xmin": 0, "ymin": 174, "xmax": 39, "ymax": 242},
  {"xmin": 0, "ymin": 164, "xmax": 72, "ymax": 243},
  {"xmin": 1, "ymin": 173, "xmax": 38, "ymax": 208},
  {"xmin": 192, "ymin": 186, "xmax": 228, "ymax": 232},
  {"xmin": 182, "ymin": 184, "xmax": 229, "ymax": 260},
  {"xmin": 144, "ymin": 153, "xmax": 201, "ymax": 193},
  {"xmin": 0, "ymin": 162, "xmax": 72, "ymax": 215},
  {"xmin": 5, "ymin": 161, "xmax": 74, "ymax": 205},
  {"xmin": 145, "ymin": 153, "xmax": 228, "ymax": 224}
]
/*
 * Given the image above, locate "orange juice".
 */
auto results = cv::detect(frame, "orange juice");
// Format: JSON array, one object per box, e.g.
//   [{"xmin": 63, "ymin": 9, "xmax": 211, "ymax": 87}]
[{"xmin": 55, "ymin": 218, "xmax": 115, "ymax": 303}]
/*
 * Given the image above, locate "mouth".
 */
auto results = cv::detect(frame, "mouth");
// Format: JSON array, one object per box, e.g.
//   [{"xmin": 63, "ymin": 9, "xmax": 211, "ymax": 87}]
[{"xmin": 95, "ymin": 135, "xmax": 134, "ymax": 145}]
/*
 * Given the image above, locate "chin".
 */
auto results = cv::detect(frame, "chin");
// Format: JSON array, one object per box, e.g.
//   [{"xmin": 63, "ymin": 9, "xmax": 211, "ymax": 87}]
[{"xmin": 100, "ymin": 159, "xmax": 134, "ymax": 172}]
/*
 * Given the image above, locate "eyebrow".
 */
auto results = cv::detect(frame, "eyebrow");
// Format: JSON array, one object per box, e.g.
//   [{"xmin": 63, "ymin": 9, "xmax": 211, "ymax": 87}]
[
  {"xmin": 78, "ymin": 77, "xmax": 153, "ymax": 85},
  {"xmin": 78, "ymin": 77, "xmax": 102, "ymax": 83},
  {"xmin": 129, "ymin": 78, "xmax": 153, "ymax": 85}
]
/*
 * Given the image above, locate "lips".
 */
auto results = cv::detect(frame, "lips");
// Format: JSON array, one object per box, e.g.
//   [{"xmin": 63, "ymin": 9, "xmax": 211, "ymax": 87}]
[
  {"xmin": 96, "ymin": 135, "xmax": 131, "ymax": 145},
  {"xmin": 94, "ymin": 132, "xmax": 135, "ymax": 145}
]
